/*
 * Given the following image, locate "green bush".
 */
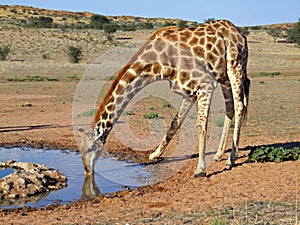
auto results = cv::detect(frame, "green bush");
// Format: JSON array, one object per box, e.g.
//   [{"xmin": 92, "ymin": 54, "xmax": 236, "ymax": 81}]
[
  {"xmin": 0, "ymin": 45, "xmax": 10, "ymax": 60},
  {"xmin": 103, "ymin": 23, "xmax": 118, "ymax": 34},
  {"xmin": 204, "ymin": 18, "xmax": 217, "ymax": 23},
  {"xmin": 267, "ymin": 27, "xmax": 285, "ymax": 42},
  {"xmin": 178, "ymin": 20, "xmax": 189, "ymax": 28},
  {"xmin": 68, "ymin": 46, "xmax": 82, "ymax": 63},
  {"xmin": 287, "ymin": 18, "xmax": 300, "ymax": 45},
  {"xmin": 238, "ymin": 27, "xmax": 250, "ymax": 36},
  {"xmin": 248, "ymin": 146, "xmax": 300, "ymax": 163},
  {"xmin": 90, "ymin": 14, "xmax": 110, "ymax": 29},
  {"xmin": 28, "ymin": 16, "xmax": 53, "ymax": 28}
]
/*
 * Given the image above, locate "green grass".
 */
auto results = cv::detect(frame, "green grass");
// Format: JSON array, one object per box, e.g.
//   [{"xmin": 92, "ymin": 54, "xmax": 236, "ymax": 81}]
[
  {"xmin": 104, "ymin": 75, "xmax": 116, "ymax": 81},
  {"xmin": 259, "ymin": 71, "xmax": 281, "ymax": 76},
  {"xmin": 67, "ymin": 75, "xmax": 80, "ymax": 80},
  {"xmin": 144, "ymin": 112, "xmax": 161, "ymax": 119},
  {"xmin": 122, "ymin": 110, "xmax": 134, "ymax": 116},
  {"xmin": 7, "ymin": 75, "xmax": 59, "ymax": 82},
  {"xmin": 77, "ymin": 109, "xmax": 97, "ymax": 117},
  {"xmin": 247, "ymin": 146, "xmax": 300, "ymax": 163}
]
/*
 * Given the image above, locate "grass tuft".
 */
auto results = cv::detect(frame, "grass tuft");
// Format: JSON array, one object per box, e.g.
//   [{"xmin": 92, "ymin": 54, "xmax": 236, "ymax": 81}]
[{"xmin": 144, "ymin": 112, "xmax": 161, "ymax": 119}]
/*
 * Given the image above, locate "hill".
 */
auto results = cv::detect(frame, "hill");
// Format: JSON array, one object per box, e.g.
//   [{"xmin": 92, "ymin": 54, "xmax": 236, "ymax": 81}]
[{"xmin": 0, "ymin": 5, "xmax": 197, "ymax": 29}]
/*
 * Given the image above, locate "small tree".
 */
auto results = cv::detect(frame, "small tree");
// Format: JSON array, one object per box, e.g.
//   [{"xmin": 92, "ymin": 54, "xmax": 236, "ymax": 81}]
[
  {"xmin": 204, "ymin": 18, "xmax": 217, "ymax": 23},
  {"xmin": 239, "ymin": 27, "xmax": 250, "ymax": 36},
  {"xmin": 103, "ymin": 23, "xmax": 118, "ymax": 42},
  {"xmin": 287, "ymin": 19, "xmax": 300, "ymax": 45},
  {"xmin": 267, "ymin": 27, "xmax": 283, "ymax": 42},
  {"xmin": 0, "ymin": 45, "xmax": 11, "ymax": 61},
  {"xmin": 68, "ymin": 46, "xmax": 82, "ymax": 63},
  {"xmin": 178, "ymin": 20, "xmax": 189, "ymax": 28},
  {"xmin": 90, "ymin": 14, "xmax": 110, "ymax": 29}
]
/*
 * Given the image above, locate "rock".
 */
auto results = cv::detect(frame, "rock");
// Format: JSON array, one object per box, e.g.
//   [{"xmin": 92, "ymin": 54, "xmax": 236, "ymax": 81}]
[{"xmin": 0, "ymin": 160, "xmax": 67, "ymax": 201}]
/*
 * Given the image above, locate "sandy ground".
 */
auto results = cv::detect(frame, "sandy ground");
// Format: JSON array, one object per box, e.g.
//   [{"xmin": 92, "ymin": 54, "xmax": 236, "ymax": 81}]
[{"xmin": 0, "ymin": 74, "xmax": 299, "ymax": 224}]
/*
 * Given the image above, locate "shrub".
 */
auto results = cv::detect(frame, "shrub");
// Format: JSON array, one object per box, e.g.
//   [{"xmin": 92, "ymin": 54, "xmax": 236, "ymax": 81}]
[
  {"xmin": 0, "ymin": 45, "xmax": 10, "ymax": 60},
  {"xmin": 138, "ymin": 22, "xmax": 154, "ymax": 29},
  {"xmin": 178, "ymin": 20, "xmax": 189, "ymax": 28},
  {"xmin": 250, "ymin": 25, "xmax": 262, "ymax": 30},
  {"xmin": 90, "ymin": 14, "xmax": 110, "ymax": 29},
  {"xmin": 103, "ymin": 23, "xmax": 118, "ymax": 42},
  {"xmin": 267, "ymin": 27, "xmax": 284, "ymax": 42},
  {"xmin": 248, "ymin": 146, "xmax": 300, "ymax": 163},
  {"xmin": 121, "ymin": 24, "xmax": 137, "ymax": 31},
  {"xmin": 68, "ymin": 46, "xmax": 82, "ymax": 63},
  {"xmin": 239, "ymin": 26, "xmax": 250, "ymax": 36},
  {"xmin": 103, "ymin": 23, "xmax": 118, "ymax": 34},
  {"xmin": 287, "ymin": 18, "xmax": 300, "ymax": 45},
  {"xmin": 28, "ymin": 16, "xmax": 53, "ymax": 28},
  {"xmin": 204, "ymin": 18, "xmax": 217, "ymax": 23}
]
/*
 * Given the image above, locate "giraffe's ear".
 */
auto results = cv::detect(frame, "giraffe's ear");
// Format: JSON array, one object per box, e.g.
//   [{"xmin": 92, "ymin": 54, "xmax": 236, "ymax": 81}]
[
  {"xmin": 78, "ymin": 128, "xmax": 92, "ymax": 154},
  {"xmin": 78, "ymin": 128, "xmax": 88, "ymax": 141}
]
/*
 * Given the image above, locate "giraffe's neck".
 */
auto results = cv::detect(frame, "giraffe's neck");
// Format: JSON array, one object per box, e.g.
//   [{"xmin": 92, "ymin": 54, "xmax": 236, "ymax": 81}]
[{"xmin": 91, "ymin": 44, "xmax": 159, "ymax": 143}]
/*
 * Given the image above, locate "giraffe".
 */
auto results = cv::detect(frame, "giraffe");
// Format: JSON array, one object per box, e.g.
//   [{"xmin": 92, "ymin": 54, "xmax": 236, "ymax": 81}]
[{"xmin": 79, "ymin": 19, "xmax": 250, "ymax": 177}]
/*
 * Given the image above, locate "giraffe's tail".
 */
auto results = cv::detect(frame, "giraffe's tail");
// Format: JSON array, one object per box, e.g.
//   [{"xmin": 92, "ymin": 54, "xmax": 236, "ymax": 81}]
[{"xmin": 242, "ymin": 76, "xmax": 251, "ymax": 125}]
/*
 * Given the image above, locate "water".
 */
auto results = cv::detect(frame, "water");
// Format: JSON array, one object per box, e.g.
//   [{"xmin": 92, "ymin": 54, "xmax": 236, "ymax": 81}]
[{"xmin": 0, "ymin": 147, "xmax": 151, "ymax": 208}]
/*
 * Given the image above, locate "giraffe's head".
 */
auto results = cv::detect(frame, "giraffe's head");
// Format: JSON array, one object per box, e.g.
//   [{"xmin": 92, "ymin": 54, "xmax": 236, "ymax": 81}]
[{"xmin": 78, "ymin": 128, "xmax": 103, "ymax": 176}]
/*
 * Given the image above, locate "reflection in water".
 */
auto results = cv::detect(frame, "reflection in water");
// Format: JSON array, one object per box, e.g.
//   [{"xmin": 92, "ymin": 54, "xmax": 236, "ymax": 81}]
[
  {"xmin": 81, "ymin": 175, "xmax": 101, "ymax": 200},
  {"xmin": 0, "ymin": 147, "xmax": 150, "ymax": 208},
  {"xmin": 0, "ymin": 190, "xmax": 50, "ymax": 207}
]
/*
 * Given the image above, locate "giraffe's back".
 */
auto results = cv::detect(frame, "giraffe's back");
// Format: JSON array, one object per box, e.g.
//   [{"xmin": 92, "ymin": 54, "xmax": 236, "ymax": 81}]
[{"xmin": 149, "ymin": 20, "xmax": 247, "ymax": 82}]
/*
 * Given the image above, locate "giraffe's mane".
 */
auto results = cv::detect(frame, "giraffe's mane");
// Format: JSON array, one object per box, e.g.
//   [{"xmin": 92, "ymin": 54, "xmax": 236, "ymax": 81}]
[{"xmin": 91, "ymin": 27, "xmax": 175, "ymax": 128}]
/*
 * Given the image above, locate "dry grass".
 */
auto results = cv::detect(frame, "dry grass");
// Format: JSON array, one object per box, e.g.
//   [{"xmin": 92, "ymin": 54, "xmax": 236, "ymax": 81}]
[
  {"xmin": 0, "ymin": 28, "xmax": 299, "ymax": 80},
  {"xmin": 247, "ymin": 31, "xmax": 300, "ymax": 74},
  {"xmin": 131, "ymin": 200, "xmax": 299, "ymax": 224}
]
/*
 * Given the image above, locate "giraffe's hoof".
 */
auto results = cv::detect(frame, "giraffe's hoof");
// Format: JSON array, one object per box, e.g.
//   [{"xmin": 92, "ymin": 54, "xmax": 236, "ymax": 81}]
[
  {"xmin": 213, "ymin": 155, "xmax": 222, "ymax": 162},
  {"xmin": 149, "ymin": 153, "xmax": 157, "ymax": 160},
  {"xmin": 226, "ymin": 159, "xmax": 236, "ymax": 169},
  {"xmin": 194, "ymin": 171, "xmax": 206, "ymax": 178},
  {"xmin": 149, "ymin": 152, "xmax": 161, "ymax": 160}
]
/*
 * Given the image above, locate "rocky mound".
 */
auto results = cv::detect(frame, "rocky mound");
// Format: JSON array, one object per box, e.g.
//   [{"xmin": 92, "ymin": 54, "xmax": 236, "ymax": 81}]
[{"xmin": 0, "ymin": 160, "xmax": 67, "ymax": 200}]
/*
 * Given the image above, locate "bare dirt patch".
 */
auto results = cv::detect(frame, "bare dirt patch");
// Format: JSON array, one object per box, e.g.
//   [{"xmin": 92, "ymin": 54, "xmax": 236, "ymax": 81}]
[{"xmin": 0, "ymin": 26, "xmax": 299, "ymax": 224}]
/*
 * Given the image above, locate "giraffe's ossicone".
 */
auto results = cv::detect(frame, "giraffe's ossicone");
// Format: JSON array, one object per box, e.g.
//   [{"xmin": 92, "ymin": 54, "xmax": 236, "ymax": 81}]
[{"xmin": 79, "ymin": 20, "xmax": 250, "ymax": 177}]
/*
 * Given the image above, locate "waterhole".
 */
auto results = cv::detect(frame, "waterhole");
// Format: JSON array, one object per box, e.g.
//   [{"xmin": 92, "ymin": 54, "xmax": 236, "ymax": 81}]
[{"xmin": 0, "ymin": 147, "xmax": 151, "ymax": 208}]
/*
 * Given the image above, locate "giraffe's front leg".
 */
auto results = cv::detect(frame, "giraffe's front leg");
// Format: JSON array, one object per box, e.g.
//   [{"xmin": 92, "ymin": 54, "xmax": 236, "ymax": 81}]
[
  {"xmin": 194, "ymin": 124, "xmax": 207, "ymax": 177},
  {"xmin": 149, "ymin": 98, "xmax": 193, "ymax": 160},
  {"xmin": 194, "ymin": 93, "xmax": 212, "ymax": 177}
]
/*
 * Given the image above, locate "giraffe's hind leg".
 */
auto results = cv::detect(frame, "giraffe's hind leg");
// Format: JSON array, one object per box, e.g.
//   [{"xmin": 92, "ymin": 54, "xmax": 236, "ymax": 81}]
[
  {"xmin": 225, "ymin": 69, "xmax": 246, "ymax": 167},
  {"xmin": 213, "ymin": 82, "xmax": 234, "ymax": 162},
  {"xmin": 149, "ymin": 98, "xmax": 193, "ymax": 160}
]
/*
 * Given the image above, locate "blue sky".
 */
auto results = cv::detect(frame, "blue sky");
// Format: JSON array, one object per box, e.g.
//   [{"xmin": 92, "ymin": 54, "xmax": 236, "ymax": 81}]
[{"xmin": 1, "ymin": 0, "xmax": 299, "ymax": 26}]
